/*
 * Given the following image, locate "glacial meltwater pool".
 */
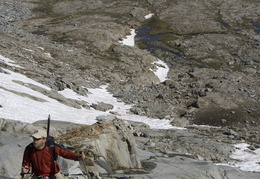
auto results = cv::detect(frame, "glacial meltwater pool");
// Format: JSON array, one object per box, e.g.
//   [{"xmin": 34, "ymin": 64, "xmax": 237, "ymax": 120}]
[{"xmin": 252, "ymin": 23, "xmax": 260, "ymax": 34}]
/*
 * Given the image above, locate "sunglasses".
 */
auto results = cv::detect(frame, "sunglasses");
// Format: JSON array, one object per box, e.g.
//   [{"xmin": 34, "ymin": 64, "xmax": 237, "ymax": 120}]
[{"xmin": 33, "ymin": 137, "xmax": 43, "ymax": 141}]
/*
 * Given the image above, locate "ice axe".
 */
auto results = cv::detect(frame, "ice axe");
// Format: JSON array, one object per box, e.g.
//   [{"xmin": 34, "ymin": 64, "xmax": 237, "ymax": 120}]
[
  {"xmin": 79, "ymin": 151, "xmax": 91, "ymax": 178},
  {"xmin": 47, "ymin": 114, "xmax": 50, "ymax": 137}
]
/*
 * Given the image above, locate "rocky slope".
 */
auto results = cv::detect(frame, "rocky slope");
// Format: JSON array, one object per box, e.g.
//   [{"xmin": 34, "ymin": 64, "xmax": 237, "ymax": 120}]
[
  {"xmin": 1, "ymin": 118, "xmax": 260, "ymax": 179},
  {"xmin": 0, "ymin": 0, "xmax": 259, "ymax": 178}
]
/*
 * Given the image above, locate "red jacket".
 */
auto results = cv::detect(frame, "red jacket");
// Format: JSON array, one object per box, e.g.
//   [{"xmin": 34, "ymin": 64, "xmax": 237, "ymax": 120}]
[{"xmin": 22, "ymin": 142, "xmax": 79, "ymax": 176}]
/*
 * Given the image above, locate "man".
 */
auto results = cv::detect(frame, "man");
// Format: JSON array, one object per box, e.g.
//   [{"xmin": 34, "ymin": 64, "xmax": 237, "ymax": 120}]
[{"xmin": 21, "ymin": 129, "xmax": 85, "ymax": 179}]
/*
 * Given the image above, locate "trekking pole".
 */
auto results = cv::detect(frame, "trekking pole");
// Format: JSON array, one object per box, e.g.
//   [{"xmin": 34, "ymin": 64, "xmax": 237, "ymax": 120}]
[
  {"xmin": 20, "ymin": 167, "xmax": 32, "ymax": 179},
  {"xmin": 20, "ymin": 173, "xmax": 31, "ymax": 179},
  {"xmin": 79, "ymin": 151, "xmax": 91, "ymax": 178},
  {"xmin": 20, "ymin": 166, "xmax": 27, "ymax": 179},
  {"xmin": 20, "ymin": 172, "xmax": 24, "ymax": 179}
]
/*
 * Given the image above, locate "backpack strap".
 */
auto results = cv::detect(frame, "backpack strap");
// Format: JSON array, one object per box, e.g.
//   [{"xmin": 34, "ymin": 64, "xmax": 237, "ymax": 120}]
[
  {"xmin": 22, "ymin": 143, "xmax": 34, "ymax": 172},
  {"xmin": 46, "ymin": 137, "xmax": 57, "ymax": 161},
  {"xmin": 26, "ymin": 143, "xmax": 34, "ymax": 161}
]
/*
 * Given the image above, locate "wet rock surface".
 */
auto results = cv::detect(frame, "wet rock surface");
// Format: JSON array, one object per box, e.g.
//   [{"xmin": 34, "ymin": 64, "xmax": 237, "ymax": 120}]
[{"xmin": 0, "ymin": 0, "xmax": 259, "ymax": 178}]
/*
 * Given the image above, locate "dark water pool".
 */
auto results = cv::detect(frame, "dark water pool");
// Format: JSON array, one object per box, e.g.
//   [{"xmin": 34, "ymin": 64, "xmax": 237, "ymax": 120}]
[
  {"xmin": 135, "ymin": 25, "xmax": 183, "ymax": 57},
  {"xmin": 135, "ymin": 25, "xmax": 207, "ymax": 68},
  {"xmin": 252, "ymin": 23, "xmax": 260, "ymax": 34}
]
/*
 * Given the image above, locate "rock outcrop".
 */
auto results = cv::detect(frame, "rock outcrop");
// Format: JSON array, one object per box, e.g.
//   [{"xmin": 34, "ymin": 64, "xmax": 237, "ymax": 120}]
[{"xmin": 0, "ymin": 118, "xmax": 142, "ymax": 178}]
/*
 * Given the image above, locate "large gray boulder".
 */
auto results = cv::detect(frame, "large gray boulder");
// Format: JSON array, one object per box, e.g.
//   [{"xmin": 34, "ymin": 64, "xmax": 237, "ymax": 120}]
[
  {"xmin": 143, "ymin": 156, "xmax": 260, "ymax": 179},
  {"xmin": 0, "ymin": 132, "xmax": 30, "ymax": 178},
  {"xmin": 57, "ymin": 117, "xmax": 142, "ymax": 175}
]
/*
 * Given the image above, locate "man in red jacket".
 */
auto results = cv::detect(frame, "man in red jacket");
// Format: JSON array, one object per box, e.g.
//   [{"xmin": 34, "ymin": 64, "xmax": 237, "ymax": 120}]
[{"xmin": 21, "ymin": 129, "xmax": 85, "ymax": 179}]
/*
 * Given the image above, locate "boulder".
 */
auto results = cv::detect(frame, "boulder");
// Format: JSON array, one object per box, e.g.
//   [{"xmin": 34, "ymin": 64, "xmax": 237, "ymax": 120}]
[
  {"xmin": 57, "ymin": 118, "xmax": 142, "ymax": 175},
  {"xmin": 143, "ymin": 156, "xmax": 260, "ymax": 179}
]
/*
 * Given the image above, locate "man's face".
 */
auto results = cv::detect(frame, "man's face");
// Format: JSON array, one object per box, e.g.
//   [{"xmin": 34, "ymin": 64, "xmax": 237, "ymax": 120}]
[{"xmin": 32, "ymin": 137, "xmax": 46, "ymax": 149}]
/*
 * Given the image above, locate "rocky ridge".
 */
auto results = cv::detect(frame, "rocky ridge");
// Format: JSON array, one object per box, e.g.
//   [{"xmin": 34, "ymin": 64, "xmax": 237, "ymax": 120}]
[
  {"xmin": 1, "ymin": 118, "xmax": 260, "ymax": 179},
  {"xmin": 0, "ymin": 0, "xmax": 259, "ymax": 178}
]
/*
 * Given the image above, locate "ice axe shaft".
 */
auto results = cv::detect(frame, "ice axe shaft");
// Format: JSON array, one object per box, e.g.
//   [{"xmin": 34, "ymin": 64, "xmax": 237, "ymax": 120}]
[
  {"xmin": 79, "ymin": 151, "xmax": 89, "ymax": 176},
  {"xmin": 47, "ymin": 114, "xmax": 50, "ymax": 137}
]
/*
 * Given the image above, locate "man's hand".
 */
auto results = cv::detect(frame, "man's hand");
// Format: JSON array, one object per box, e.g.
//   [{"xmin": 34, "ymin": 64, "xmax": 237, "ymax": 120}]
[
  {"xmin": 21, "ymin": 166, "xmax": 29, "ymax": 174},
  {"xmin": 77, "ymin": 152, "xmax": 86, "ymax": 160}
]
